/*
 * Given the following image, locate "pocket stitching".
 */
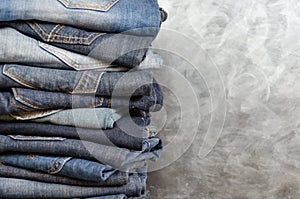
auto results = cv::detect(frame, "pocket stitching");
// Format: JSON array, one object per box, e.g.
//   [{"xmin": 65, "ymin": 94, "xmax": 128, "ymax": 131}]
[
  {"xmin": 9, "ymin": 95, "xmax": 33, "ymax": 112},
  {"xmin": 3, "ymin": 65, "xmax": 39, "ymax": 90},
  {"xmin": 58, "ymin": 0, "xmax": 120, "ymax": 11},
  {"xmin": 38, "ymin": 42, "xmax": 112, "ymax": 70},
  {"xmin": 12, "ymin": 88, "xmax": 45, "ymax": 110},
  {"xmin": 28, "ymin": 22, "xmax": 103, "ymax": 45},
  {"xmin": 71, "ymin": 71, "xmax": 104, "ymax": 94}
]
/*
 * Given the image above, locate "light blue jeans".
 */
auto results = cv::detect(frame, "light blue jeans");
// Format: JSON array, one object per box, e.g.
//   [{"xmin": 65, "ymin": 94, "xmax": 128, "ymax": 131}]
[{"xmin": 0, "ymin": 0, "xmax": 161, "ymax": 36}]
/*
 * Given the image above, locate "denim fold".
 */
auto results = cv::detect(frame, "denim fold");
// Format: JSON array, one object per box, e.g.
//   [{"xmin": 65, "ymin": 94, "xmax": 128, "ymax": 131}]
[
  {"xmin": 0, "ymin": 163, "xmax": 128, "ymax": 187},
  {"xmin": 0, "ymin": 81, "xmax": 162, "ymax": 117},
  {"xmin": 0, "ymin": 0, "xmax": 162, "ymax": 36},
  {"xmin": 0, "ymin": 64, "xmax": 153, "ymax": 96},
  {"xmin": 0, "ymin": 108, "xmax": 121, "ymax": 129},
  {"xmin": 0, "ymin": 135, "xmax": 162, "ymax": 170},
  {"xmin": 0, "ymin": 174, "xmax": 144, "ymax": 198},
  {"xmin": 1, "ymin": 21, "xmax": 156, "ymax": 68},
  {"xmin": 0, "ymin": 154, "xmax": 119, "ymax": 182},
  {"xmin": 0, "ymin": 116, "xmax": 160, "ymax": 151}
]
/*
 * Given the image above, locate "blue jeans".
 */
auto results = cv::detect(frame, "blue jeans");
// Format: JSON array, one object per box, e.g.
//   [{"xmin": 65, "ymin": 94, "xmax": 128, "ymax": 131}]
[
  {"xmin": 0, "ymin": 64, "xmax": 153, "ymax": 96},
  {"xmin": 1, "ymin": 21, "xmax": 156, "ymax": 68},
  {"xmin": 0, "ymin": 174, "xmax": 144, "ymax": 198},
  {"xmin": 0, "ymin": 135, "xmax": 162, "ymax": 170},
  {"xmin": 0, "ymin": 27, "xmax": 125, "ymax": 71},
  {"xmin": 0, "ymin": 0, "xmax": 161, "ymax": 36},
  {"xmin": 86, "ymin": 191, "xmax": 150, "ymax": 199},
  {"xmin": 0, "ymin": 115, "xmax": 161, "ymax": 151},
  {"xmin": 0, "ymin": 154, "xmax": 119, "ymax": 182},
  {"xmin": 0, "ymin": 163, "xmax": 128, "ymax": 187},
  {"xmin": 0, "ymin": 108, "xmax": 121, "ymax": 129},
  {"xmin": 0, "ymin": 81, "xmax": 162, "ymax": 117}
]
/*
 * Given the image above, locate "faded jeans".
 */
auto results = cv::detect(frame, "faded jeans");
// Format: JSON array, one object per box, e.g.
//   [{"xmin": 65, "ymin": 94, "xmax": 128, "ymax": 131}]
[
  {"xmin": 1, "ymin": 21, "xmax": 157, "ymax": 68},
  {"xmin": 0, "ymin": 0, "xmax": 162, "ymax": 36}
]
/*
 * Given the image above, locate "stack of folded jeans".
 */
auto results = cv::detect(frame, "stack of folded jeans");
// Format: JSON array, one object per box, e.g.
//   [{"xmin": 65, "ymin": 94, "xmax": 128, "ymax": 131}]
[{"xmin": 0, "ymin": 0, "xmax": 167, "ymax": 198}]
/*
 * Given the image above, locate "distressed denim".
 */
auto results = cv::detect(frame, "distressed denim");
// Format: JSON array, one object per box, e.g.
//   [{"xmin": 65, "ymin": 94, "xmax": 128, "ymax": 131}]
[
  {"xmin": 0, "ymin": 154, "xmax": 119, "ymax": 182},
  {"xmin": 1, "ymin": 21, "xmax": 156, "ymax": 68},
  {"xmin": 0, "ymin": 64, "xmax": 153, "ymax": 96},
  {"xmin": 0, "ymin": 174, "xmax": 144, "ymax": 198},
  {"xmin": 0, "ymin": 82, "xmax": 162, "ymax": 117},
  {"xmin": 0, "ymin": 116, "xmax": 160, "ymax": 151},
  {"xmin": 0, "ymin": 0, "xmax": 161, "ymax": 36},
  {"xmin": 0, "ymin": 163, "xmax": 128, "ymax": 187},
  {"xmin": 0, "ymin": 135, "xmax": 162, "ymax": 170}
]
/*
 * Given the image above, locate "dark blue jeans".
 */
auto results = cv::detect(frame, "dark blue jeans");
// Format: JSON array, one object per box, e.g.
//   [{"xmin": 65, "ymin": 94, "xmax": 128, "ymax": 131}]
[
  {"xmin": 0, "ymin": 135, "xmax": 162, "ymax": 170},
  {"xmin": 0, "ymin": 115, "xmax": 158, "ymax": 151},
  {"xmin": 0, "ymin": 64, "xmax": 153, "ymax": 96},
  {"xmin": 0, "ymin": 174, "xmax": 144, "ymax": 198},
  {"xmin": 0, "ymin": 81, "xmax": 162, "ymax": 117},
  {"xmin": 0, "ymin": 163, "xmax": 128, "ymax": 187},
  {"xmin": 0, "ymin": 154, "xmax": 119, "ymax": 182}
]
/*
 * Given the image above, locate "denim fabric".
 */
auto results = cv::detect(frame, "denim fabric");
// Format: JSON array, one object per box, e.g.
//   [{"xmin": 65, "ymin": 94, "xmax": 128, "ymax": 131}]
[
  {"xmin": 85, "ymin": 191, "xmax": 150, "ymax": 199},
  {"xmin": 1, "ymin": 21, "xmax": 156, "ymax": 68},
  {"xmin": 0, "ymin": 154, "xmax": 120, "ymax": 182},
  {"xmin": 0, "ymin": 27, "xmax": 126, "ymax": 71},
  {"xmin": 0, "ymin": 64, "xmax": 153, "ymax": 96},
  {"xmin": 0, "ymin": 116, "xmax": 160, "ymax": 151},
  {"xmin": 0, "ymin": 0, "xmax": 161, "ymax": 36},
  {"xmin": 0, "ymin": 82, "xmax": 162, "ymax": 117},
  {"xmin": 31, "ymin": 108, "xmax": 121, "ymax": 129},
  {"xmin": 85, "ymin": 195, "xmax": 127, "ymax": 199},
  {"xmin": 0, "ymin": 135, "xmax": 162, "ymax": 170},
  {"xmin": 0, "ymin": 163, "xmax": 128, "ymax": 187},
  {"xmin": 0, "ymin": 108, "xmax": 122, "ymax": 129},
  {"xmin": 0, "ymin": 174, "xmax": 144, "ymax": 198}
]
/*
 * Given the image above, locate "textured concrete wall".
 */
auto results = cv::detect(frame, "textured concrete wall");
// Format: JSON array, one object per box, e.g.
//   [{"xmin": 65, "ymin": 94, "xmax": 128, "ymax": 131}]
[{"xmin": 148, "ymin": 0, "xmax": 300, "ymax": 198}]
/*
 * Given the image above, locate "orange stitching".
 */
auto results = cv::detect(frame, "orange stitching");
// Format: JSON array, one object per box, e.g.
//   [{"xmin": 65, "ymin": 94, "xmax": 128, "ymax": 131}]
[
  {"xmin": 28, "ymin": 21, "xmax": 102, "ymax": 45},
  {"xmin": 3, "ymin": 65, "xmax": 38, "ymax": 89},
  {"xmin": 58, "ymin": 0, "xmax": 119, "ymax": 11}
]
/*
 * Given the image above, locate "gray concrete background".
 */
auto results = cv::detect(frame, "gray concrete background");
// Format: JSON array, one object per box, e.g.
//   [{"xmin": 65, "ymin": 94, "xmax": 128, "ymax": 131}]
[{"xmin": 148, "ymin": 0, "xmax": 300, "ymax": 198}]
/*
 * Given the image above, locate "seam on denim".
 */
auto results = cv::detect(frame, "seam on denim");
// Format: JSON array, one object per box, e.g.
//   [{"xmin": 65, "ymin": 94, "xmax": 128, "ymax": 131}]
[
  {"xmin": 28, "ymin": 21, "xmax": 103, "ymax": 45},
  {"xmin": 38, "ymin": 42, "xmax": 111, "ymax": 70},
  {"xmin": 47, "ymin": 157, "xmax": 72, "ymax": 174},
  {"xmin": 51, "ymin": 25, "xmax": 65, "ymax": 42},
  {"xmin": 47, "ymin": 24, "xmax": 61, "ymax": 42},
  {"xmin": 9, "ymin": 109, "xmax": 63, "ymax": 120},
  {"xmin": 71, "ymin": 71, "xmax": 104, "ymax": 94},
  {"xmin": 3, "ymin": 65, "xmax": 38, "ymax": 89},
  {"xmin": 12, "ymin": 88, "xmax": 46, "ymax": 110},
  {"xmin": 57, "ymin": 0, "xmax": 120, "ymax": 12},
  {"xmin": 8, "ymin": 135, "xmax": 66, "ymax": 141},
  {"xmin": 9, "ymin": 95, "xmax": 33, "ymax": 112}
]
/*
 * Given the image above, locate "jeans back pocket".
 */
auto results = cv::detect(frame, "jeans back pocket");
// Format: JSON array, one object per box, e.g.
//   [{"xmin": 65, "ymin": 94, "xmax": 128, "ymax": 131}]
[{"xmin": 57, "ymin": 0, "xmax": 120, "ymax": 11}]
